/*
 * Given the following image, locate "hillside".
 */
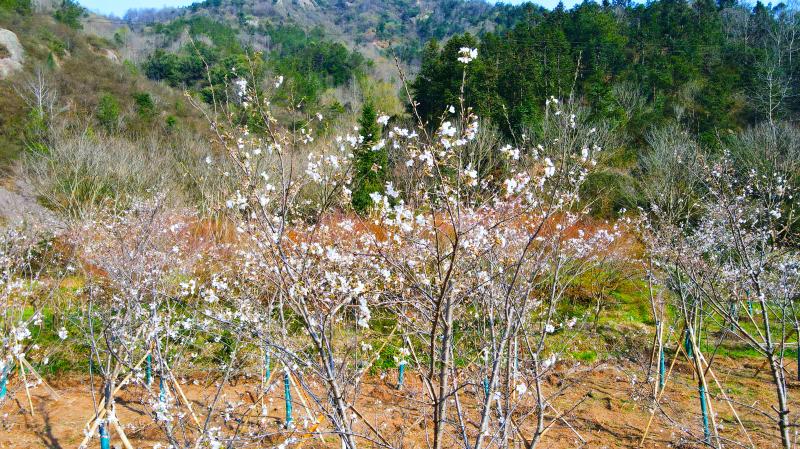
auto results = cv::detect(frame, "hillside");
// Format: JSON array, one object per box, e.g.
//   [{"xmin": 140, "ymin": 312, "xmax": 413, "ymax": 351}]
[
  {"xmin": 119, "ymin": 0, "xmax": 532, "ymax": 64},
  {"xmin": 0, "ymin": 1, "xmax": 214, "ymax": 165},
  {"xmin": 0, "ymin": 0, "xmax": 228, "ymax": 230}
]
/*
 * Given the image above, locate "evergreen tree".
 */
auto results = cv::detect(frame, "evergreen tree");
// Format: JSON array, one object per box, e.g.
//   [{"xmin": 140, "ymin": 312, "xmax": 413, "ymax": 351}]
[
  {"xmin": 411, "ymin": 34, "xmax": 483, "ymax": 125},
  {"xmin": 133, "ymin": 92, "xmax": 156, "ymax": 121},
  {"xmin": 53, "ymin": 0, "xmax": 86, "ymax": 30},
  {"xmin": 96, "ymin": 94, "xmax": 120, "ymax": 132},
  {"xmin": 351, "ymin": 102, "xmax": 387, "ymax": 214},
  {"xmin": 410, "ymin": 39, "xmax": 444, "ymax": 124}
]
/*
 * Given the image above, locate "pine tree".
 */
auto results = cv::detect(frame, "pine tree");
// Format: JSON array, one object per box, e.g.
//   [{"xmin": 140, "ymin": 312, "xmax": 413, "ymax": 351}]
[{"xmin": 351, "ymin": 101, "xmax": 387, "ymax": 214}]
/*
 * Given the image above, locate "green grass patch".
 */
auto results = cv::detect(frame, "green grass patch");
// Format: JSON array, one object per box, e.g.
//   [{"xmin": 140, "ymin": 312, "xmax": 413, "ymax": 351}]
[{"xmin": 571, "ymin": 349, "xmax": 598, "ymax": 363}]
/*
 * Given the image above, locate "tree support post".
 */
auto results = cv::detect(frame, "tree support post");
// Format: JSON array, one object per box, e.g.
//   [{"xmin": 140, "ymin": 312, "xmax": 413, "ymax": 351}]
[
  {"xmin": 398, "ymin": 361, "xmax": 406, "ymax": 390},
  {"xmin": 699, "ymin": 384, "xmax": 710, "ymax": 444},
  {"xmin": 284, "ymin": 370, "xmax": 293, "ymax": 427}
]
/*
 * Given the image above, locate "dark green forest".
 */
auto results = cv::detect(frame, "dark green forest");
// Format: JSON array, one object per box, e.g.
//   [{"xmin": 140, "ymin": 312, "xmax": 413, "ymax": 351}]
[{"xmin": 412, "ymin": 0, "xmax": 798, "ymax": 145}]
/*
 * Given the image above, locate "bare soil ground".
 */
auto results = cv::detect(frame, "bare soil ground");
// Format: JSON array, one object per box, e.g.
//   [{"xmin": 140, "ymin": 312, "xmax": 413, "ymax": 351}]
[{"xmin": 0, "ymin": 357, "xmax": 792, "ymax": 448}]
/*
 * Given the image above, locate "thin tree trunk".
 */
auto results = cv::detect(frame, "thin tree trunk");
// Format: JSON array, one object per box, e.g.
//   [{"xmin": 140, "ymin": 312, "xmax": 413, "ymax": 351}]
[
  {"xmin": 529, "ymin": 354, "xmax": 545, "ymax": 449},
  {"xmin": 769, "ymin": 353, "xmax": 791, "ymax": 449},
  {"xmin": 432, "ymin": 297, "xmax": 454, "ymax": 449}
]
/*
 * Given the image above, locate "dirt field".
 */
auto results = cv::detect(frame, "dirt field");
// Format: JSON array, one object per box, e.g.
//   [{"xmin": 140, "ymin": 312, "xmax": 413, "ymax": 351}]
[{"xmin": 0, "ymin": 357, "xmax": 791, "ymax": 449}]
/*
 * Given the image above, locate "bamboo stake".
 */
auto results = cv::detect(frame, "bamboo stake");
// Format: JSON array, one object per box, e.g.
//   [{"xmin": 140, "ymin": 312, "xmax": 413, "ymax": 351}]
[
  {"xmin": 19, "ymin": 356, "xmax": 59, "ymax": 399},
  {"xmin": 639, "ymin": 338, "xmax": 682, "ymax": 446},
  {"xmin": 18, "ymin": 356, "xmax": 34, "ymax": 416},
  {"xmin": 359, "ymin": 324, "xmax": 399, "ymax": 376},
  {"xmin": 537, "ymin": 402, "xmax": 586, "ymax": 443},
  {"xmin": 403, "ymin": 333, "xmax": 436, "ymax": 400},
  {"xmin": 286, "ymin": 370, "xmax": 318, "ymax": 425},
  {"xmin": 682, "ymin": 343, "xmax": 721, "ymax": 448},
  {"xmin": 286, "ymin": 370, "xmax": 314, "ymax": 421},
  {"xmin": 80, "ymin": 414, "xmax": 103, "ymax": 449},
  {"xmin": 286, "ymin": 370, "xmax": 325, "ymax": 442},
  {"xmin": 82, "ymin": 351, "xmax": 150, "ymax": 429},
  {"xmin": 166, "ymin": 368, "xmax": 202, "ymax": 430},
  {"xmin": 293, "ymin": 420, "xmax": 322, "ymax": 449},
  {"xmin": 216, "ymin": 368, "xmax": 278, "ymax": 438},
  {"xmin": 548, "ymin": 403, "xmax": 586, "ymax": 443},
  {"xmin": 110, "ymin": 416, "xmax": 135, "ymax": 449},
  {"xmin": 699, "ymin": 353, "xmax": 755, "ymax": 448},
  {"xmin": 79, "ymin": 351, "xmax": 152, "ymax": 449}
]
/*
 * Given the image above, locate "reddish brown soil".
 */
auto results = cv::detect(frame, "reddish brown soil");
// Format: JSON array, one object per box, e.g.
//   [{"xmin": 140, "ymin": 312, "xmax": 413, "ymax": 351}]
[{"xmin": 0, "ymin": 357, "xmax": 792, "ymax": 448}]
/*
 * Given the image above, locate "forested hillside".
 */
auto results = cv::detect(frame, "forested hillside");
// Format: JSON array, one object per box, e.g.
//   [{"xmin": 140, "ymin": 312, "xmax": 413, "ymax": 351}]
[
  {"xmin": 414, "ymin": 0, "xmax": 798, "ymax": 140},
  {"xmin": 99, "ymin": 0, "xmax": 800, "ymax": 217},
  {"xmin": 409, "ymin": 0, "xmax": 799, "ymax": 216},
  {"xmin": 122, "ymin": 0, "xmax": 529, "ymax": 62}
]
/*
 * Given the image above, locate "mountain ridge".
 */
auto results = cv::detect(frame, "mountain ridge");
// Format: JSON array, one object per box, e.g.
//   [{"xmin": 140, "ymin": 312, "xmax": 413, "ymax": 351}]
[{"xmin": 115, "ymin": 0, "xmax": 537, "ymax": 66}]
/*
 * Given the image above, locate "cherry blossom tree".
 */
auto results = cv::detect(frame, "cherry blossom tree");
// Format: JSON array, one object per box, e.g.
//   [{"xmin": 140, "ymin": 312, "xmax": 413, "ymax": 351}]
[{"xmin": 645, "ymin": 151, "xmax": 799, "ymax": 448}]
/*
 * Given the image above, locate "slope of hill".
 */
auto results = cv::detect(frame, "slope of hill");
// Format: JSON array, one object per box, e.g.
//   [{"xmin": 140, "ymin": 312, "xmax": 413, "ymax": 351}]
[
  {"xmin": 121, "ymin": 0, "xmax": 537, "ymax": 65},
  {"xmin": 0, "ymin": 0, "xmax": 215, "ymax": 164},
  {"xmin": 0, "ymin": 0, "xmax": 230, "ymax": 228}
]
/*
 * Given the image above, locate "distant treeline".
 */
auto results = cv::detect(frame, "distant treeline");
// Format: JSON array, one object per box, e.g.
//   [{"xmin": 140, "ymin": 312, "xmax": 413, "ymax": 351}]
[{"xmin": 143, "ymin": 18, "xmax": 368, "ymax": 106}]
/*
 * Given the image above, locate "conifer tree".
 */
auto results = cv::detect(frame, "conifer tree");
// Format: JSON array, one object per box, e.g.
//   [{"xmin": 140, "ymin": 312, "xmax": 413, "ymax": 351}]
[{"xmin": 351, "ymin": 101, "xmax": 387, "ymax": 213}]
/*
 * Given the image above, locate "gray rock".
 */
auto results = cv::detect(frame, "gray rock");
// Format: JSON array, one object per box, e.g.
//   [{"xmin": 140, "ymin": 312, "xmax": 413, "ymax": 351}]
[
  {"xmin": 0, "ymin": 28, "xmax": 24, "ymax": 79},
  {"xmin": 0, "ymin": 181, "xmax": 63, "ymax": 232}
]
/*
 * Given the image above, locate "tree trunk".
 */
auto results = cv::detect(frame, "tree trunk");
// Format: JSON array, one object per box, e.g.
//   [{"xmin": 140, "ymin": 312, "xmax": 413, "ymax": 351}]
[
  {"xmin": 432, "ymin": 297, "xmax": 453, "ymax": 449},
  {"xmin": 768, "ymin": 354, "xmax": 791, "ymax": 449},
  {"xmin": 529, "ymin": 354, "xmax": 545, "ymax": 449}
]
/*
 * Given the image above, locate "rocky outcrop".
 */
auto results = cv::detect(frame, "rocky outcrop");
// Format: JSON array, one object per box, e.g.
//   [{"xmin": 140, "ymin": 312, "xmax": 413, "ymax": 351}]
[
  {"xmin": 0, "ymin": 28, "xmax": 24, "ymax": 79},
  {"xmin": 0, "ymin": 181, "xmax": 63, "ymax": 232},
  {"xmin": 103, "ymin": 48, "xmax": 119, "ymax": 63}
]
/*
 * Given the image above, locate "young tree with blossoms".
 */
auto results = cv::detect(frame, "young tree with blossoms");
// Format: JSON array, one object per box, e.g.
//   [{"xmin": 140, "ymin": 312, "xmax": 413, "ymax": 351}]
[
  {"xmin": 72, "ymin": 200, "xmax": 213, "ymax": 448},
  {"xmin": 205, "ymin": 72, "xmax": 395, "ymax": 449},
  {"xmin": 644, "ymin": 151, "xmax": 799, "ymax": 448},
  {"xmin": 178, "ymin": 45, "xmax": 625, "ymax": 449},
  {"xmin": 0, "ymin": 228, "xmax": 64, "ymax": 416},
  {"xmin": 362, "ymin": 47, "xmax": 622, "ymax": 449}
]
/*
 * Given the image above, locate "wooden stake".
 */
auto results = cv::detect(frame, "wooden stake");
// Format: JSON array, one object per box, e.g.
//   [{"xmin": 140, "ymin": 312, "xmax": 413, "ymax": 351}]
[
  {"xmin": 537, "ymin": 402, "xmax": 586, "ymax": 443},
  {"xmin": 110, "ymin": 417, "xmax": 135, "ymax": 449},
  {"xmin": 286, "ymin": 370, "xmax": 324, "ymax": 442},
  {"xmin": 359, "ymin": 324, "xmax": 399, "ymax": 377},
  {"xmin": 293, "ymin": 420, "xmax": 322, "ymax": 449},
  {"xmin": 166, "ymin": 369, "xmax": 202, "ymax": 430},
  {"xmin": 19, "ymin": 356, "xmax": 59, "ymax": 399},
  {"xmin": 79, "ymin": 416, "xmax": 102, "ymax": 449},
  {"xmin": 548, "ymin": 403, "xmax": 586, "ymax": 443},
  {"xmin": 699, "ymin": 353, "xmax": 755, "ymax": 448},
  {"xmin": 79, "ymin": 351, "xmax": 152, "ymax": 448},
  {"xmin": 639, "ymin": 338, "xmax": 682, "ymax": 447},
  {"xmin": 286, "ymin": 370, "xmax": 315, "ymax": 423},
  {"xmin": 82, "ymin": 351, "xmax": 150, "ymax": 430},
  {"xmin": 17, "ymin": 356, "xmax": 34, "ymax": 416},
  {"xmin": 682, "ymin": 343, "xmax": 721, "ymax": 448}
]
